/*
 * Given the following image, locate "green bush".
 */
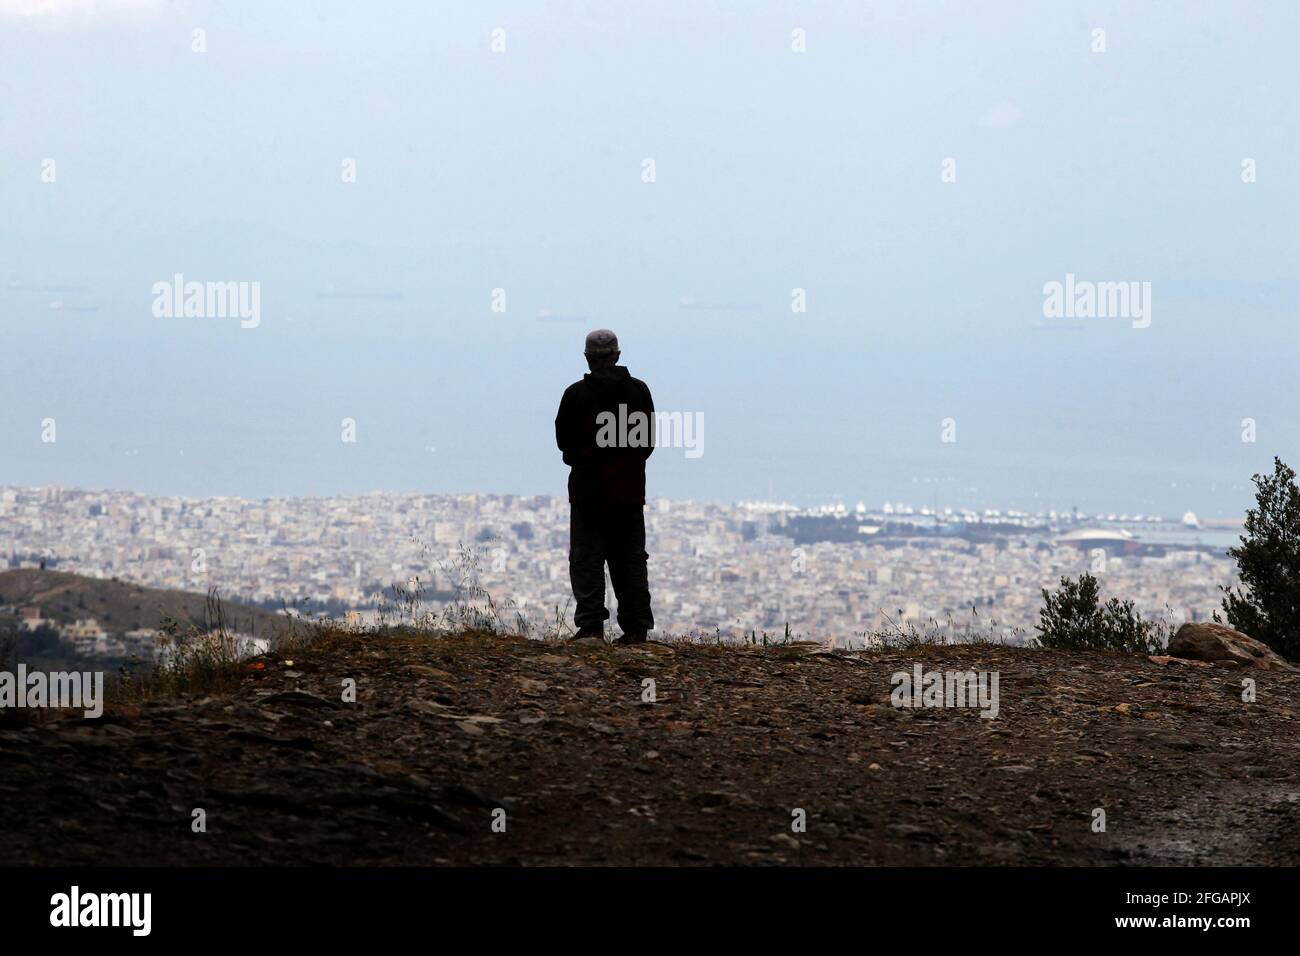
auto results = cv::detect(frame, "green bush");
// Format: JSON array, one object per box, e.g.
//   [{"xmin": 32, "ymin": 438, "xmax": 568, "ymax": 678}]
[
  {"xmin": 1034, "ymin": 573, "xmax": 1165, "ymax": 654},
  {"xmin": 1219, "ymin": 457, "xmax": 1300, "ymax": 660}
]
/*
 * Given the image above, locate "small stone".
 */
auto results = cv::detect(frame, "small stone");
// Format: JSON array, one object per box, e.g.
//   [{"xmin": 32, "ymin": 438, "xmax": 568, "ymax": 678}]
[
  {"xmin": 259, "ymin": 690, "xmax": 335, "ymax": 709},
  {"xmin": 406, "ymin": 665, "xmax": 452, "ymax": 678},
  {"xmin": 407, "ymin": 700, "xmax": 446, "ymax": 714}
]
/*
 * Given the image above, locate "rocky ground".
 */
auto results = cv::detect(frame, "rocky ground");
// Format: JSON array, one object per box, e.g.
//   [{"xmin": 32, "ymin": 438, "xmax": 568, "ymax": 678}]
[{"xmin": 2, "ymin": 630, "xmax": 1298, "ymax": 865}]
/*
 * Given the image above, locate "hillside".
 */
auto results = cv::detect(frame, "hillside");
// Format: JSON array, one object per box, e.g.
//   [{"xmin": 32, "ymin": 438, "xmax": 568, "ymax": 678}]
[
  {"xmin": 2, "ymin": 630, "xmax": 1298, "ymax": 865},
  {"xmin": 0, "ymin": 568, "xmax": 288, "ymax": 638}
]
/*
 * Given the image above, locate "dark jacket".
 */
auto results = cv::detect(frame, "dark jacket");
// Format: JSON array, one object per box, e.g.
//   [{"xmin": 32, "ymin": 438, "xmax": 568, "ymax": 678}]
[{"xmin": 555, "ymin": 366, "xmax": 655, "ymax": 507}]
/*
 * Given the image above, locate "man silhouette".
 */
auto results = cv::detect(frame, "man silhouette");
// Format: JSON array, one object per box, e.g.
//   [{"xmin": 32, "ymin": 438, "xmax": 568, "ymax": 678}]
[{"xmin": 555, "ymin": 329, "xmax": 654, "ymax": 644}]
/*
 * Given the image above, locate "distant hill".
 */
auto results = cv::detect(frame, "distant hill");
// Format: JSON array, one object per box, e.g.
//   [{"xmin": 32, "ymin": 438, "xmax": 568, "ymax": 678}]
[{"xmin": 0, "ymin": 568, "xmax": 287, "ymax": 638}]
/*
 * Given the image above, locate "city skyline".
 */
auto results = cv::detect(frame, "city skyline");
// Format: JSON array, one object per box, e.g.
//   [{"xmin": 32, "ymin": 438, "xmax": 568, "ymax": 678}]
[{"xmin": 1, "ymin": 482, "xmax": 1240, "ymax": 649}]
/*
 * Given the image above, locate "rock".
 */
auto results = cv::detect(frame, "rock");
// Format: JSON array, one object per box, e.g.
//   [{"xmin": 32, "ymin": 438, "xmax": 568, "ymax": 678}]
[
  {"xmin": 406, "ymin": 699, "xmax": 446, "ymax": 714},
  {"xmin": 885, "ymin": 823, "xmax": 931, "ymax": 840},
  {"xmin": 259, "ymin": 690, "xmax": 337, "ymax": 708},
  {"xmin": 405, "ymin": 665, "xmax": 452, "ymax": 678},
  {"xmin": 1147, "ymin": 655, "xmax": 1212, "ymax": 668},
  {"xmin": 1167, "ymin": 623, "xmax": 1296, "ymax": 671}
]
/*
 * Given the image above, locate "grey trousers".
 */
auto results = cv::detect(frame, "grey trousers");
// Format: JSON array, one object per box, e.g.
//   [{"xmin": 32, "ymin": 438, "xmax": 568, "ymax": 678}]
[{"xmin": 569, "ymin": 502, "xmax": 654, "ymax": 632}]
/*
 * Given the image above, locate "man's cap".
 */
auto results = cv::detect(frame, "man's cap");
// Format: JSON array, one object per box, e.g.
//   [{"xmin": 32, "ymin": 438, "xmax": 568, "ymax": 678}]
[{"xmin": 583, "ymin": 328, "xmax": 620, "ymax": 356}]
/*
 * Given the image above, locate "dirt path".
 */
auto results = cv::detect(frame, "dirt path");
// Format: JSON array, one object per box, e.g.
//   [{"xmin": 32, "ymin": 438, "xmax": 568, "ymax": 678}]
[{"xmin": 2, "ymin": 632, "xmax": 1297, "ymax": 865}]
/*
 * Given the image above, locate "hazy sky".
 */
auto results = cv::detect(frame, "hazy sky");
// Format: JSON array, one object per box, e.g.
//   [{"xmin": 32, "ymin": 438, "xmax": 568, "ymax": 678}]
[{"xmin": 2, "ymin": 0, "xmax": 1297, "ymax": 517}]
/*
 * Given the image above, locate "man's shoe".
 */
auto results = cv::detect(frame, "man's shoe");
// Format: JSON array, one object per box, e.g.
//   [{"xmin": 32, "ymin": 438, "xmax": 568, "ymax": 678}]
[
  {"xmin": 569, "ymin": 626, "xmax": 605, "ymax": 642},
  {"xmin": 615, "ymin": 630, "xmax": 648, "ymax": 645}
]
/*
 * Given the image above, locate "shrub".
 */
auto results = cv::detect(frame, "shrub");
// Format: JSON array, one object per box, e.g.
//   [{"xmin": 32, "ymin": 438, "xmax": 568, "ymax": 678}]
[
  {"xmin": 1219, "ymin": 456, "xmax": 1300, "ymax": 660},
  {"xmin": 1034, "ymin": 573, "xmax": 1165, "ymax": 654}
]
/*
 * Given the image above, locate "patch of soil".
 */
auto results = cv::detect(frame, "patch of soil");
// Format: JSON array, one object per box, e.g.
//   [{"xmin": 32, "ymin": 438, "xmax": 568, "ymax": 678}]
[{"xmin": 2, "ymin": 633, "xmax": 1297, "ymax": 865}]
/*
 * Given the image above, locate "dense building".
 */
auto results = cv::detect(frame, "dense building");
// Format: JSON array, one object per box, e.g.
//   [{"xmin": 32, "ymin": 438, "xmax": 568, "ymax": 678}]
[{"xmin": 0, "ymin": 485, "xmax": 1237, "ymax": 650}]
